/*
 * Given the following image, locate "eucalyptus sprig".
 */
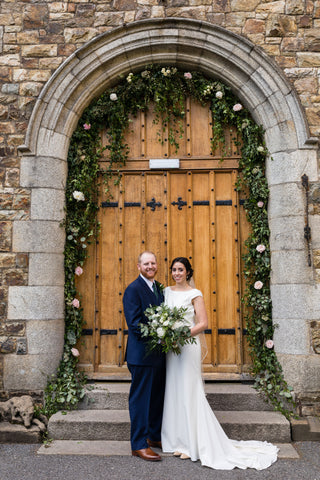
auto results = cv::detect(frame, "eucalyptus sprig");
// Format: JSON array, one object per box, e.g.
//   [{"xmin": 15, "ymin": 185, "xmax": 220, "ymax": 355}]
[{"xmin": 43, "ymin": 65, "xmax": 295, "ymax": 419}]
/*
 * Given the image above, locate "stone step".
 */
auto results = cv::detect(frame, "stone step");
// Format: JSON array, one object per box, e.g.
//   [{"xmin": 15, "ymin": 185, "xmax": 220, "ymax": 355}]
[
  {"xmin": 291, "ymin": 416, "xmax": 320, "ymax": 441},
  {"xmin": 48, "ymin": 409, "xmax": 291, "ymax": 443},
  {"xmin": 79, "ymin": 382, "xmax": 273, "ymax": 411},
  {"xmin": 38, "ymin": 440, "xmax": 300, "ymax": 459}
]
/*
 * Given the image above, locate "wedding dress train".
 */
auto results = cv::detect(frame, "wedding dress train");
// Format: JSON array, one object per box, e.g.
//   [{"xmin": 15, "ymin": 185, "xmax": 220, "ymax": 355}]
[{"xmin": 161, "ymin": 287, "xmax": 278, "ymax": 470}]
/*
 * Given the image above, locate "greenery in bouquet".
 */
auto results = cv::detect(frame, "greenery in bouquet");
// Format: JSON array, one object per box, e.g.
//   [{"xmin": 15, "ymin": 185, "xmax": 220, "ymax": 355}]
[{"xmin": 141, "ymin": 303, "xmax": 196, "ymax": 355}]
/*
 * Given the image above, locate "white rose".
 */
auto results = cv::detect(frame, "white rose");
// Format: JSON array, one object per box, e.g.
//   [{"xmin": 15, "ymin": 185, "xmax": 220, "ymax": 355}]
[
  {"xmin": 72, "ymin": 191, "xmax": 85, "ymax": 201},
  {"xmin": 157, "ymin": 327, "xmax": 165, "ymax": 338},
  {"xmin": 216, "ymin": 91, "xmax": 223, "ymax": 99},
  {"xmin": 110, "ymin": 93, "xmax": 118, "ymax": 101},
  {"xmin": 173, "ymin": 321, "xmax": 184, "ymax": 330}
]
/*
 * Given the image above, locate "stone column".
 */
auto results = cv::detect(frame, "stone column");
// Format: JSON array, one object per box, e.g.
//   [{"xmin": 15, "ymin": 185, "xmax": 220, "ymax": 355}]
[{"xmin": 4, "ymin": 155, "xmax": 66, "ymax": 390}]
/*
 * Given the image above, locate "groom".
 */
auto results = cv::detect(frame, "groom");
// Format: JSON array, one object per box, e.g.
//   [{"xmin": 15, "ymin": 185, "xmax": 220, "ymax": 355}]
[{"xmin": 123, "ymin": 251, "xmax": 166, "ymax": 461}]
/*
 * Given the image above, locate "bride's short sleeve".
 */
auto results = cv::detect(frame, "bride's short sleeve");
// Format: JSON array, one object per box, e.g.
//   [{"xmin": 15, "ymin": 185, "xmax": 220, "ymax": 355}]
[
  {"xmin": 163, "ymin": 286, "xmax": 170, "ymax": 303},
  {"xmin": 190, "ymin": 289, "xmax": 203, "ymax": 301}
]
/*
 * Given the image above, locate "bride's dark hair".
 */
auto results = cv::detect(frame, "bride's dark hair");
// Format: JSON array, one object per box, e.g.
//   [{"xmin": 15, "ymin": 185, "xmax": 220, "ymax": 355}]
[{"xmin": 170, "ymin": 257, "xmax": 194, "ymax": 281}]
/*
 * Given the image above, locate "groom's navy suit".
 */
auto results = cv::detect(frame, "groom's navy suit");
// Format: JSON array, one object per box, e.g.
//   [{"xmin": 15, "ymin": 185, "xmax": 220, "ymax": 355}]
[{"xmin": 123, "ymin": 275, "xmax": 166, "ymax": 451}]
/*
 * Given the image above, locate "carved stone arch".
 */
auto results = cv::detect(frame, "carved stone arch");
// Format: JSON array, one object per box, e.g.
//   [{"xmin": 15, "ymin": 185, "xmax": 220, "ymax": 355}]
[{"xmin": 6, "ymin": 18, "xmax": 318, "ymax": 392}]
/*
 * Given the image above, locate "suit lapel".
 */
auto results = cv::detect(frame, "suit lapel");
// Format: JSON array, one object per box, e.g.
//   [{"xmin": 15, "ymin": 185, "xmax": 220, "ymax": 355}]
[
  {"xmin": 137, "ymin": 275, "xmax": 154, "ymax": 298},
  {"xmin": 137, "ymin": 276, "xmax": 162, "ymax": 303}
]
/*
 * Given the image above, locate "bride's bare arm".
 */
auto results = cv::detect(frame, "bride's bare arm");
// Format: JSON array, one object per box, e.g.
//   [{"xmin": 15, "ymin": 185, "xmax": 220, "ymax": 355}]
[{"xmin": 190, "ymin": 296, "xmax": 208, "ymax": 336}]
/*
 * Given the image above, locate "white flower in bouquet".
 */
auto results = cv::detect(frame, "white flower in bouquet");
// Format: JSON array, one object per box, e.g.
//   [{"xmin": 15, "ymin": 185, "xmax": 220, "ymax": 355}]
[
  {"xmin": 173, "ymin": 320, "xmax": 184, "ymax": 330},
  {"xmin": 141, "ymin": 303, "xmax": 196, "ymax": 355},
  {"xmin": 157, "ymin": 327, "xmax": 165, "ymax": 338}
]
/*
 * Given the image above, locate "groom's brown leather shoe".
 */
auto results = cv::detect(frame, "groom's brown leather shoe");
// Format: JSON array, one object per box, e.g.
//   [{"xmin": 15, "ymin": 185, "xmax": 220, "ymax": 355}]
[
  {"xmin": 147, "ymin": 438, "xmax": 162, "ymax": 449},
  {"xmin": 132, "ymin": 447, "xmax": 161, "ymax": 461}
]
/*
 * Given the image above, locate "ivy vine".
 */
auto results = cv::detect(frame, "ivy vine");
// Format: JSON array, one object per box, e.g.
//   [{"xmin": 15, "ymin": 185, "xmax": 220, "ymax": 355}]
[{"xmin": 43, "ymin": 65, "xmax": 295, "ymax": 419}]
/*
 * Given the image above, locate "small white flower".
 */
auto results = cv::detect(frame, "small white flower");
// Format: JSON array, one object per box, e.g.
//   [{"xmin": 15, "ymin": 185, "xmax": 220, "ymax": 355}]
[
  {"xmin": 233, "ymin": 103, "xmax": 243, "ymax": 112},
  {"xmin": 126, "ymin": 73, "xmax": 133, "ymax": 83},
  {"xmin": 156, "ymin": 327, "xmax": 165, "ymax": 338},
  {"xmin": 265, "ymin": 339, "xmax": 274, "ymax": 349},
  {"xmin": 216, "ymin": 91, "xmax": 223, "ymax": 99},
  {"xmin": 257, "ymin": 145, "xmax": 265, "ymax": 153},
  {"xmin": 72, "ymin": 191, "xmax": 85, "ymax": 201},
  {"xmin": 257, "ymin": 201, "xmax": 264, "ymax": 208},
  {"xmin": 110, "ymin": 93, "xmax": 118, "ymax": 101},
  {"xmin": 173, "ymin": 321, "xmax": 184, "ymax": 330},
  {"xmin": 163, "ymin": 320, "xmax": 169, "ymax": 326},
  {"xmin": 254, "ymin": 281, "xmax": 263, "ymax": 290},
  {"xmin": 256, "ymin": 244, "xmax": 266, "ymax": 253}
]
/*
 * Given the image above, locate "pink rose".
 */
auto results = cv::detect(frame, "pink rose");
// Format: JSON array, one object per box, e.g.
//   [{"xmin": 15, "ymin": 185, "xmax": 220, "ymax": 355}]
[
  {"xmin": 233, "ymin": 103, "xmax": 243, "ymax": 112},
  {"xmin": 265, "ymin": 339, "xmax": 274, "ymax": 349},
  {"xmin": 256, "ymin": 244, "xmax": 266, "ymax": 253},
  {"xmin": 83, "ymin": 123, "xmax": 91, "ymax": 130},
  {"xmin": 71, "ymin": 347, "xmax": 80, "ymax": 357},
  {"xmin": 75, "ymin": 266, "xmax": 83, "ymax": 276},
  {"xmin": 184, "ymin": 72, "xmax": 192, "ymax": 80},
  {"xmin": 254, "ymin": 281, "xmax": 263, "ymax": 290},
  {"xmin": 72, "ymin": 298, "xmax": 80, "ymax": 308},
  {"xmin": 257, "ymin": 201, "xmax": 264, "ymax": 208}
]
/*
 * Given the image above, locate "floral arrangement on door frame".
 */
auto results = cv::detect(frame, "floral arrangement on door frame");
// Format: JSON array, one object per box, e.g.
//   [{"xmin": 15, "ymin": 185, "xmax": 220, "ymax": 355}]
[{"xmin": 42, "ymin": 65, "xmax": 295, "ymax": 419}]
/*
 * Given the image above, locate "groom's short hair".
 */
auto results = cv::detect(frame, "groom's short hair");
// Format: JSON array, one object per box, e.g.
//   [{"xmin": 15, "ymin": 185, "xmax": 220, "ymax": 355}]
[{"xmin": 138, "ymin": 251, "xmax": 157, "ymax": 263}]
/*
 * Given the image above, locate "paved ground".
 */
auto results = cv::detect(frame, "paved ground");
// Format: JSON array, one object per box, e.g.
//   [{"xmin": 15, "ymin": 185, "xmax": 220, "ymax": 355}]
[{"xmin": 0, "ymin": 442, "xmax": 320, "ymax": 480}]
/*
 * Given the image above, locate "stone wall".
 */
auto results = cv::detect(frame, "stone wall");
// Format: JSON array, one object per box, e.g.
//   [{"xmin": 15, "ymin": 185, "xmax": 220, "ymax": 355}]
[{"xmin": 0, "ymin": 1, "xmax": 320, "ymax": 411}]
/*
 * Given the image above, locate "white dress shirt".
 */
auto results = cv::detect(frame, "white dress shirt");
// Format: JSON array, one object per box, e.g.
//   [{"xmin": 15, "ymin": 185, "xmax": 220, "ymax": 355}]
[{"xmin": 140, "ymin": 273, "xmax": 155, "ymax": 292}]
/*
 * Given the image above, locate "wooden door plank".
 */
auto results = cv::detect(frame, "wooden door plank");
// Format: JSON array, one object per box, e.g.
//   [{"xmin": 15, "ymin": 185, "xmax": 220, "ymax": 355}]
[
  {"xmin": 190, "ymin": 99, "xmax": 212, "ymax": 157},
  {"xmin": 231, "ymin": 169, "xmax": 242, "ymax": 369},
  {"xmin": 145, "ymin": 172, "xmax": 167, "ymax": 283},
  {"xmin": 168, "ymin": 173, "xmax": 188, "ymax": 263},
  {"xmin": 145, "ymin": 104, "xmax": 168, "ymax": 159},
  {"xmin": 191, "ymin": 171, "xmax": 212, "ymax": 365},
  {"xmin": 215, "ymin": 172, "xmax": 237, "ymax": 369},
  {"xmin": 98, "ymin": 181, "xmax": 121, "ymax": 370},
  {"xmin": 76, "ymin": 242, "xmax": 96, "ymax": 372}
]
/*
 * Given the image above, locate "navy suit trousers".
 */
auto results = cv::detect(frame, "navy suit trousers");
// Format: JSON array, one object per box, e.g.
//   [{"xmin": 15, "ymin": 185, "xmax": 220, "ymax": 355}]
[{"xmin": 128, "ymin": 363, "xmax": 166, "ymax": 451}]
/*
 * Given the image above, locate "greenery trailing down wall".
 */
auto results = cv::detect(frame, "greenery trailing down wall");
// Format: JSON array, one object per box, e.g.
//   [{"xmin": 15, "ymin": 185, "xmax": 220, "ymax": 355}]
[{"xmin": 43, "ymin": 65, "xmax": 295, "ymax": 419}]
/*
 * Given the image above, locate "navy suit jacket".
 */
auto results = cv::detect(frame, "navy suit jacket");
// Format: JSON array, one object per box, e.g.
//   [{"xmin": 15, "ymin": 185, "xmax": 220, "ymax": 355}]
[{"xmin": 123, "ymin": 276, "xmax": 165, "ymax": 367}]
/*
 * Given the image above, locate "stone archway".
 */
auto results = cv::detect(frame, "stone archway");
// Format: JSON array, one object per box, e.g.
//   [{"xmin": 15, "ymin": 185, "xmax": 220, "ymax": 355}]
[{"xmin": 6, "ymin": 18, "xmax": 319, "ymax": 394}]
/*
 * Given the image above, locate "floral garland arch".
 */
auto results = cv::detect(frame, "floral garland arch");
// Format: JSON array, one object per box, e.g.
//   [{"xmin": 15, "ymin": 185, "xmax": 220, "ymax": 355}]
[{"xmin": 43, "ymin": 65, "xmax": 295, "ymax": 419}]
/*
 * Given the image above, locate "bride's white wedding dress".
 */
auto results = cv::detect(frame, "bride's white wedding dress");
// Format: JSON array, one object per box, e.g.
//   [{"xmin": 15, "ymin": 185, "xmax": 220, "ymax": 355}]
[{"xmin": 161, "ymin": 287, "xmax": 278, "ymax": 470}]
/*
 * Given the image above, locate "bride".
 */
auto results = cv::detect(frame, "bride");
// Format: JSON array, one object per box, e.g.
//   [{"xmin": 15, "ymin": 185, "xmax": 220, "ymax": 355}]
[{"xmin": 161, "ymin": 257, "xmax": 278, "ymax": 470}]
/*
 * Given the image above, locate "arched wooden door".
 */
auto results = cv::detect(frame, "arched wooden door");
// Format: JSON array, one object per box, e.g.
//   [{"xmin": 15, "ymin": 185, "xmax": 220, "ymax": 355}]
[{"xmin": 76, "ymin": 98, "xmax": 251, "ymax": 379}]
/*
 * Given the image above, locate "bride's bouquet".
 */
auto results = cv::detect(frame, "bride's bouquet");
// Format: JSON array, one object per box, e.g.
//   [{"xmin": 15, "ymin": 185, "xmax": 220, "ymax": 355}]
[{"xmin": 141, "ymin": 303, "xmax": 196, "ymax": 355}]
